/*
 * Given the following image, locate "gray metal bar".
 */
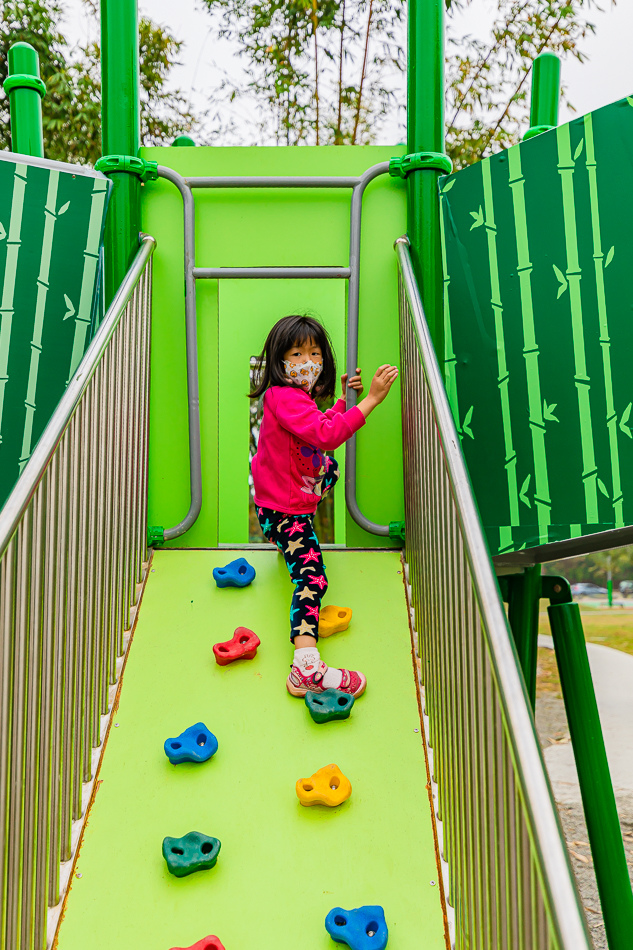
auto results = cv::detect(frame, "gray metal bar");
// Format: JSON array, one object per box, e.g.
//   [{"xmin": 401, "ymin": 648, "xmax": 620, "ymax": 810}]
[
  {"xmin": 493, "ymin": 521, "xmax": 633, "ymax": 569},
  {"xmin": 193, "ymin": 266, "xmax": 350, "ymax": 280},
  {"xmin": 186, "ymin": 175, "xmax": 360, "ymax": 189},
  {"xmin": 395, "ymin": 233, "xmax": 591, "ymax": 949},
  {"xmin": 345, "ymin": 161, "xmax": 391, "ymax": 536},
  {"xmin": 155, "ymin": 167, "xmax": 202, "ymax": 541}
]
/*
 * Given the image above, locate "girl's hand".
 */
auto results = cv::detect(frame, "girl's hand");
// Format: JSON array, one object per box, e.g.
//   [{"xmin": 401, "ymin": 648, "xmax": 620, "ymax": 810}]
[
  {"xmin": 357, "ymin": 364, "xmax": 398, "ymax": 418},
  {"xmin": 341, "ymin": 368, "xmax": 364, "ymax": 399}
]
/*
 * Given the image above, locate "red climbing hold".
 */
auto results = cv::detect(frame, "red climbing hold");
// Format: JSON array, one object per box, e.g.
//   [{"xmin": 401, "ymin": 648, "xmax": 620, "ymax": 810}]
[
  {"xmin": 169, "ymin": 937, "xmax": 226, "ymax": 950},
  {"xmin": 213, "ymin": 627, "xmax": 260, "ymax": 666}
]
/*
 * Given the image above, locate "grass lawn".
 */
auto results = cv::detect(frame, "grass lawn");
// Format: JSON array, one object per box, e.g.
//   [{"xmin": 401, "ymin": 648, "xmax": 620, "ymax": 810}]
[{"xmin": 537, "ymin": 605, "xmax": 633, "ymax": 697}]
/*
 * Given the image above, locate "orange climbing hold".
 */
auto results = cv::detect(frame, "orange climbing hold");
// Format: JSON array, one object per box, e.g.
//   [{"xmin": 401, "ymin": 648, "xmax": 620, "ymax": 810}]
[
  {"xmin": 296, "ymin": 763, "xmax": 352, "ymax": 807},
  {"xmin": 318, "ymin": 605, "xmax": 352, "ymax": 638}
]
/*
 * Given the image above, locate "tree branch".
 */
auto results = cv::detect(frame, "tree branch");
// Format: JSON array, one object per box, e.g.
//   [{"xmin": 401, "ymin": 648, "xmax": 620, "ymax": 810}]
[{"xmin": 352, "ymin": 0, "xmax": 374, "ymax": 145}]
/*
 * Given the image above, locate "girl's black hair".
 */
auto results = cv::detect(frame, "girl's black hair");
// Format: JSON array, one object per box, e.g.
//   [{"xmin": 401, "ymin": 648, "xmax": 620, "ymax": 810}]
[{"xmin": 249, "ymin": 314, "xmax": 336, "ymax": 400}]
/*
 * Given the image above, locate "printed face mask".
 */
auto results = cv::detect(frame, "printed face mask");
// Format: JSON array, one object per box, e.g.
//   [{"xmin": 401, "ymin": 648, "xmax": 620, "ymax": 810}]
[{"xmin": 283, "ymin": 358, "xmax": 323, "ymax": 392}]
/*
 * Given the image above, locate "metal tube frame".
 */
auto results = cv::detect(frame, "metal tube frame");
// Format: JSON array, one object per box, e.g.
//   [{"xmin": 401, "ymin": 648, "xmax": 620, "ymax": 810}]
[
  {"xmin": 395, "ymin": 234, "xmax": 592, "ymax": 950},
  {"xmin": 0, "ymin": 234, "xmax": 155, "ymax": 950},
  {"xmin": 155, "ymin": 161, "xmax": 392, "ymax": 541}
]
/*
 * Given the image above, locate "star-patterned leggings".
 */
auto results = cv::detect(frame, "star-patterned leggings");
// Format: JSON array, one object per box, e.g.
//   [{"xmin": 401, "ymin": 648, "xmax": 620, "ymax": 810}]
[{"xmin": 257, "ymin": 457, "xmax": 340, "ymax": 642}]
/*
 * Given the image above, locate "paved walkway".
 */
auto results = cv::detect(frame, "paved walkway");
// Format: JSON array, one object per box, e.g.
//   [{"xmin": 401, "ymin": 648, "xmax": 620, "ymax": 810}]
[{"xmin": 538, "ymin": 634, "xmax": 633, "ymax": 804}]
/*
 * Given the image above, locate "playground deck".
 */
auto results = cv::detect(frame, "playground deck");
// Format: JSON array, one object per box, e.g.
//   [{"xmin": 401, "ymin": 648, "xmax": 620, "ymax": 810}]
[{"xmin": 55, "ymin": 549, "xmax": 446, "ymax": 950}]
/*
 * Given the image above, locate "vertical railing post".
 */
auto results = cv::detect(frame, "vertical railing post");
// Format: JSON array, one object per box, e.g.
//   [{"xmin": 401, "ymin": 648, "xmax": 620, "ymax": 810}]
[
  {"xmin": 524, "ymin": 52, "xmax": 560, "ymax": 141},
  {"xmin": 3, "ymin": 42, "xmax": 46, "ymax": 157},
  {"xmin": 407, "ymin": 0, "xmax": 445, "ymax": 355},
  {"xmin": 100, "ymin": 0, "xmax": 141, "ymax": 305}
]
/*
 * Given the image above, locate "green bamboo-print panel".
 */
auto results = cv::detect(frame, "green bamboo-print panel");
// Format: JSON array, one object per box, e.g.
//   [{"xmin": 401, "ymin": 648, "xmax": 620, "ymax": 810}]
[
  {"xmin": 0, "ymin": 153, "xmax": 111, "ymax": 509},
  {"xmin": 440, "ymin": 95, "xmax": 633, "ymax": 555}
]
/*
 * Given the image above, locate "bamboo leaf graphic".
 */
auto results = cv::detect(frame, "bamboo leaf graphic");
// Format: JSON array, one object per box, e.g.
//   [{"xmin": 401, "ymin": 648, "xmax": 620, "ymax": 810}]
[
  {"xmin": 63, "ymin": 294, "xmax": 75, "ymax": 321},
  {"xmin": 543, "ymin": 400, "xmax": 559, "ymax": 422},
  {"xmin": 628, "ymin": 97, "xmax": 633, "ymax": 107},
  {"xmin": 519, "ymin": 474, "xmax": 532, "ymax": 508},
  {"xmin": 462, "ymin": 405, "xmax": 474, "ymax": 439},
  {"xmin": 0, "ymin": 221, "xmax": 5, "ymax": 241},
  {"xmin": 442, "ymin": 179, "xmax": 455, "ymax": 194},
  {"xmin": 605, "ymin": 245, "xmax": 615, "ymax": 268},
  {"xmin": 469, "ymin": 206, "xmax": 484, "ymax": 230},
  {"xmin": 553, "ymin": 264, "xmax": 568, "ymax": 299},
  {"xmin": 619, "ymin": 403, "xmax": 632, "ymax": 438},
  {"xmin": 573, "ymin": 138, "xmax": 584, "ymax": 161},
  {"xmin": 57, "ymin": 200, "xmax": 70, "ymax": 216},
  {"xmin": 597, "ymin": 478, "xmax": 610, "ymax": 498}
]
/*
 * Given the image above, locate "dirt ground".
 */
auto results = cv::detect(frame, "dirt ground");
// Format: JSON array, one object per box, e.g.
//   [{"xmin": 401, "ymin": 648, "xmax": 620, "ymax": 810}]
[{"xmin": 536, "ymin": 604, "xmax": 633, "ymax": 949}]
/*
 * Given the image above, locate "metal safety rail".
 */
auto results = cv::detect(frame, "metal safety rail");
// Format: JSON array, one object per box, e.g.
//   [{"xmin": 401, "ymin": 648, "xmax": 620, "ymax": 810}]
[
  {"xmin": 0, "ymin": 234, "xmax": 155, "ymax": 950},
  {"xmin": 156, "ymin": 162, "xmax": 392, "ymax": 541},
  {"xmin": 395, "ymin": 236, "xmax": 591, "ymax": 950}
]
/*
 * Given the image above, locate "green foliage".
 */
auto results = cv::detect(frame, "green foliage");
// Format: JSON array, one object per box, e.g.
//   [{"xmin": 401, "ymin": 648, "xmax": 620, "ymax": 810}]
[
  {"xmin": 446, "ymin": 0, "xmax": 603, "ymax": 168},
  {"xmin": 0, "ymin": 0, "xmax": 199, "ymax": 165},
  {"xmin": 199, "ymin": 0, "xmax": 603, "ymax": 162},
  {"xmin": 544, "ymin": 546, "xmax": 633, "ymax": 587},
  {"xmin": 200, "ymin": 0, "xmax": 405, "ymax": 145}
]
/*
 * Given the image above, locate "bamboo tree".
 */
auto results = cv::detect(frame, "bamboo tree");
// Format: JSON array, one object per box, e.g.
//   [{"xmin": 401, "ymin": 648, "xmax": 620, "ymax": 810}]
[
  {"xmin": 68, "ymin": 177, "xmax": 110, "ymax": 380},
  {"xmin": 507, "ymin": 145, "xmax": 551, "ymax": 543},
  {"xmin": 481, "ymin": 159, "xmax": 519, "ymax": 549},
  {"xmin": 584, "ymin": 112, "xmax": 623, "ymax": 527},
  {"xmin": 0, "ymin": 163, "xmax": 27, "ymax": 444},
  {"xmin": 557, "ymin": 122, "xmax": 598, "ymax": 524},
  {"xmin": 19, "ymin": 169, "xmax": 59, "ymax": 471}
]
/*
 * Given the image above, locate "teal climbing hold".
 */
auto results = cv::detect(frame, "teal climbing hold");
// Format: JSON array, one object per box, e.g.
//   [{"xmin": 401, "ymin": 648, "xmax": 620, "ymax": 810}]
[
  {"xmin": 305, "ymin": 688, "xmax": 354, "ymax": 724},
  {"xmin": 162, "ymin": 831, "xmax": 221, "ymax": 877}
]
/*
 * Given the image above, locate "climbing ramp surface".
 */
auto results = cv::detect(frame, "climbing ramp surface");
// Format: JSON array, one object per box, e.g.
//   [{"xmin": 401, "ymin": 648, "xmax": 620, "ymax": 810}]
[{"xmin": 55, "ymin": 549, "xmax": 446, "ymax": 950}]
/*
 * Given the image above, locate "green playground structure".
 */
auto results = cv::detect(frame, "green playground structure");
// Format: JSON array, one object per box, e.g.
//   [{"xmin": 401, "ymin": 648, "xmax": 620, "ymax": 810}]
[{"xmin": 1, "ymin": 1, "xmax": 633, "ymax": 948}]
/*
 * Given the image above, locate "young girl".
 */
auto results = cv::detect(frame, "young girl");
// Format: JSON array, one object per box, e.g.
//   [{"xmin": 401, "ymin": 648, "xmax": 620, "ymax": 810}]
[{"xmin": 250, "ymin": 314, "xmax": 398, "ymax": 698}]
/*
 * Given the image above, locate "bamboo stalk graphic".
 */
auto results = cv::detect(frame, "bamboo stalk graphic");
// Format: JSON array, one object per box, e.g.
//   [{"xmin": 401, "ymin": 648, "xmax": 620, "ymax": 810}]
[
  {"xmin": 18, "ymin": 169, "xmax": 59, "ymax": 472},
  {"xmin": 508, "ymin": 147, "xmax": 551, "ymax": 544},
  {"xmin": 584, "ymin": 113, "xmax": 622, "ymax": 526},
  {"xmin": 67, "ymin": 177, "xmax": 110, "ymax": 380},
  {"xmin": 439, "ymin": 183, "xmax": 460, "ymax": 429},
  {"xmin": 481, "ymin": 160, "xmax": 519, "ymax": 551},
  {"xmin": 557, "ymin": 123, "xmax": 598, "ymax": 524},
  {"xmin": 0, "ymin": 162, "xmax": 28, "ymax": 444}
]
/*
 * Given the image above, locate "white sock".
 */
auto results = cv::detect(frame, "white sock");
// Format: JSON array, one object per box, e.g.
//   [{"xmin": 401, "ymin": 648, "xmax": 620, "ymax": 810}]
[
  {"xmin": 322, "ymin": 666, "xmax": 343, "ymax": 689},
  {"xmin": 293, "ymin": 646, "xmax": 343, "ymax": 688}
]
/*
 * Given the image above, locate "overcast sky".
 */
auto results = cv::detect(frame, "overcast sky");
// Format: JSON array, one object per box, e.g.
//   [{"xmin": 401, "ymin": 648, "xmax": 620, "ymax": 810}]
[{"xmin": 61, "ymin": 0, "xmax": 633, "ymax": 144}]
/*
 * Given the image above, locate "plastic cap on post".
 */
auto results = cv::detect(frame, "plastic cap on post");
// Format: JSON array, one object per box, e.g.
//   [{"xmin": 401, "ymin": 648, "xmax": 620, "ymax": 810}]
[
  {"xmin": 171, "ymin": 135, "xmax": 196, "ymax": 147},
  {"xmin": 4, "ymin": 42, "xmax": 46, "ymax": 158}
]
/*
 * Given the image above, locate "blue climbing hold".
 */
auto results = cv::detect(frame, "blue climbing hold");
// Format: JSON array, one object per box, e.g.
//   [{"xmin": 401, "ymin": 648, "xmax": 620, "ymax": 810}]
[
  {"xmin": 164, "ymin": 723, "xmax": 218, "ymax": 765},
  {"xmin": 213, "ymin": 557, "xmax": 256, "ymax": 588},
  {"xmin": 325, "ymin": 906, "xmax": 388, "ymax": 950}
]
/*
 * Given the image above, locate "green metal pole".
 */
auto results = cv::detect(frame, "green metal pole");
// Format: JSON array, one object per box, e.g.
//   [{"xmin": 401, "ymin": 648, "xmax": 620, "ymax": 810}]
[
  {"xmin": 506, "ymin": 565, "xmax": 541, "ymax": 709},
  {"xmin": 548, "ymin": 601, "xmax": 633, "ymax": 948},
  {"xmin": 407, "ymin": 0, "xmax": 445, "ymax": 356},
  {"xmin": 524, "ymin": 52, "xmax": 560, "ymax": 141},
  {"xmin": 100, "ymin": 0, "xmax": 141, "ymax": 305},
  {"xmin": 4, "ymin": 42, "xmax": 46, "ymax": 157}
]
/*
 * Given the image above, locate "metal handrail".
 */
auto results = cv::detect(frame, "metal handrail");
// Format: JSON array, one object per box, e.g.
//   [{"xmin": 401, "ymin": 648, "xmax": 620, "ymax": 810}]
[
  {"xmin": 395, "ymin": 234, "xmax": 591, "ymax": 949},
  {"xmin": 154, "ymin": 161, "xmax": 393, "ymax": 542},
  {"xmin": 0, "ymin": 234, "xmax": 154, "ymax": 950},
  {"xmin": 0, "ymin": 234, "xmax": 155, "ymax": 554}
]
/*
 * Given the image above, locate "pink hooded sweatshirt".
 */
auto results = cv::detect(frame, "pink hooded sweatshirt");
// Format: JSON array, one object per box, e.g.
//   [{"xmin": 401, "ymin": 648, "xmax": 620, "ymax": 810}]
[{"xmin": 252, "ymin": 385, "xmax": 365, "ymax": 515}]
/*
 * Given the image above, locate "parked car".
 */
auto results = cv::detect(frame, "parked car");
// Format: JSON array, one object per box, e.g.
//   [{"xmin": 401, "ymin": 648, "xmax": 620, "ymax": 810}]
[
  {"xmin": 571, "ymin": 582, "xmax": 608, "ymax": 596},
  {"xmin": 619, "ymin": 580, "xmax": 633, "ymax": 597}
]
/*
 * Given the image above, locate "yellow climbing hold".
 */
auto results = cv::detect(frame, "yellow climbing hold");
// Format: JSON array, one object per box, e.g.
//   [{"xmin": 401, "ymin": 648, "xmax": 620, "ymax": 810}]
[
  {"xmin": 318, "ymin": 605, "xmax": 352, "ymax": 637},
  {"xmin": 296, "ymin": 764, "xmax": 352, "ymax": 807}
]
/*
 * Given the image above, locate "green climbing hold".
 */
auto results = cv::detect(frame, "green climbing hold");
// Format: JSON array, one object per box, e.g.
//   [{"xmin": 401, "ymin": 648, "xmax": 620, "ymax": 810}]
[
  {"xmin": 162, "ymin": 831, "xmax": 221, "ymax": 878},
  {"xmin": 305, "ymin": 688, "xmax": 354, "ymax": 724}
]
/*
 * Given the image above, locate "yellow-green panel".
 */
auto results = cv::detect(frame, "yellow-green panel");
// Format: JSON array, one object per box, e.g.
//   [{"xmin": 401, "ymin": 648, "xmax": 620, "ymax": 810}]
[
  {"xmin": 218, "ymin": 279, "xmax": 346, "ymax": 543},
  {"xmin": 140, "ymin": 146, "xmax": 406, "ymax": 548},
  {"xmin": 55, "ymin": 549, "xmax": 446, "ymax": 950}
]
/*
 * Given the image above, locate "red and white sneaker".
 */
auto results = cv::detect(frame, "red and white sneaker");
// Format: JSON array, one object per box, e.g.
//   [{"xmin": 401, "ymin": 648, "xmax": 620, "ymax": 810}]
[{"xmin": 286, "ymin": 660, "xmax": 366, "ymax": 698}]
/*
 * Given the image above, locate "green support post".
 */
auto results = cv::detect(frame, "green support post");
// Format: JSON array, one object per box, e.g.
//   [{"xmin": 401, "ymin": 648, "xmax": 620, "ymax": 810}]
[
  {"xmin": 4, "ymin": 42, "xmax": 46, "ymax": 157},
  {"xmin": 546, "ymin": 581, "xmax": 633, "ymax": 949},
  {"xmin": 524, "ymin": 52, "xmax": 560, "ymax": 141},
  {"xmin": 100, "ymin": 0, "xmax": 141, "ymax": 306},
  {"xmin": 407, "ymin": 0, "xmax": 445, "ymax": 355},
  {"xmin": 503, "ymin": 565, "xmax": 541, "ymax": 709}
]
